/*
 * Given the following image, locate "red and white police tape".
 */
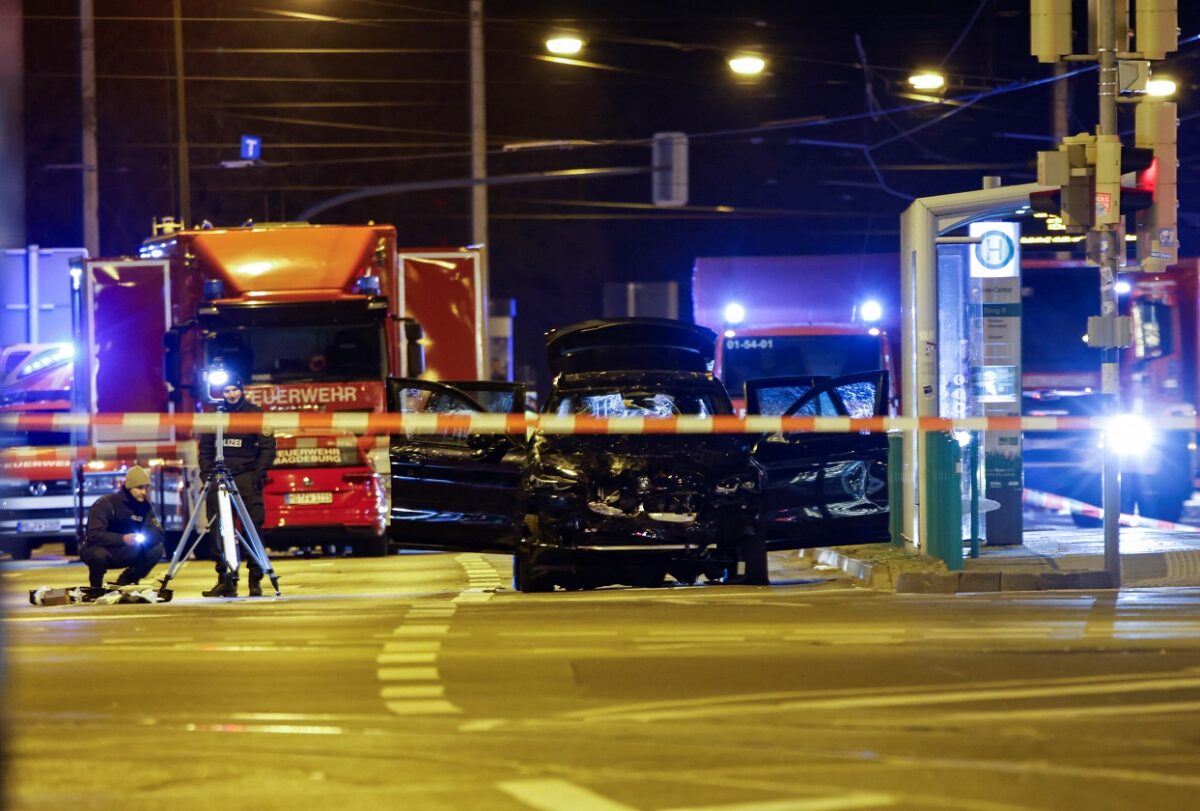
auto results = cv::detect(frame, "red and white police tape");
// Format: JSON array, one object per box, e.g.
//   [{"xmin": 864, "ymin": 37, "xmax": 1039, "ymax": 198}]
[
  {"xmin": 6, "ymin": 412, "xmax": 1200, "ymax": 435},
  {"xmin": 0, "ymin": 435, "xmax": 388, "ymax": 468},
  {"xmin": 1023, "ymin": 487, "xmax": 1199, "ymax": 531}
]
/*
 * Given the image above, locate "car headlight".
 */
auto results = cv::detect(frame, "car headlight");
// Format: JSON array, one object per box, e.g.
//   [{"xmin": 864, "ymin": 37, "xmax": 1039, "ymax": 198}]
[{"xmin": 1106, "ymin": 414, "xmax": 1156, "ymax": 457}]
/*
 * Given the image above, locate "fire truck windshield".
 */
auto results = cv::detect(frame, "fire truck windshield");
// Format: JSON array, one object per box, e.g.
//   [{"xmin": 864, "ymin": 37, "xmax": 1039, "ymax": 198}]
[
  {"xmin": 721, "ymin": 334, "xmax": 883, "ymax": 401},
  {"xmin": 207, "ymin": 322, "xmax": 385, "ymax": 383}
]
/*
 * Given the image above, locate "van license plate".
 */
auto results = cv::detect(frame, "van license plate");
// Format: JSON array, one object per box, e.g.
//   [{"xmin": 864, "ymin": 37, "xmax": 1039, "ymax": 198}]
[
  {"xmin": 286, "ymin": 492, "xmax": 333, "ymax": 505},
  {"xmin": 17, "ymin": 519, "xmax": 63, "ymax": 533}
]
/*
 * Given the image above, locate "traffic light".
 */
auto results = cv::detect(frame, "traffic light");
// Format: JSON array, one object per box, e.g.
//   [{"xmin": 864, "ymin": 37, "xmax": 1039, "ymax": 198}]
[
  {"xmin": 651, "ymin": 131, "xmax": 688, "ymax": 207},
  {"xmin": 1116, "ymin": 144, "xmax": 1156, "ymax": 215},
  {"xmin": 1134, "ymin": 100, "xmax": 1178, "ymax": 271},
  {"xmin": 1033, "ymin": 133, "xmax": 1095, "ymax": 230},
  {"xmin": 1135, "ymin": 0, "xmax": 1179, "ymax": 60},
  {"xmin": 1030, "ymin": 0, "xmax": 1072, "ymax": 63}
]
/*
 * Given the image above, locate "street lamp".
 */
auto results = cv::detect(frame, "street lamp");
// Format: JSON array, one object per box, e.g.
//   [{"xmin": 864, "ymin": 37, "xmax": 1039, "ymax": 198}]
[
  {"xmin": 1146, "ymin": 76, "xmax": 1177, "ymax": 97},
  {"xmin": 728, "ymin": 54, "xmax": 766, "ymax": 76},
  {"xmin": 545, "ymin": 34, "xmax": 584, "ymax": 55},
  {"xmin": 908, "ymin": 71, "xmax": 946, "ymax": 91}
]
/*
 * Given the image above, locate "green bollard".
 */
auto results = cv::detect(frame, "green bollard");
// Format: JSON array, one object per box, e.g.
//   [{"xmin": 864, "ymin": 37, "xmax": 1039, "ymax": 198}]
[
  {"xmin": 923, "ymin": 431, "xmax": 963, "ymax": 571},
  {"xmin": 888, "ymin": 431, "xmax": 904, "ymax": 548}
]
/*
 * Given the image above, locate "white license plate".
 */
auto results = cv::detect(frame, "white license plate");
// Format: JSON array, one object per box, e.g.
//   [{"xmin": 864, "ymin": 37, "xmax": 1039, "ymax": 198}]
[
  {"xmin": 286, "ymin": 492, "xmax": 334, "ymax": 505},
  {"xmin": 17, "ymin": 519, "xmax": 63, "ymax": 533}
]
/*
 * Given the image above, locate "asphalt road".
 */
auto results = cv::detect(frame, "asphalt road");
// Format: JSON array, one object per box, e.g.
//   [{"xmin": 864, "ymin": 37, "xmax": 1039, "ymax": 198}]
[{"xmin": 4, "ymin": 548, "xmax": 1200, "ymax": 811}]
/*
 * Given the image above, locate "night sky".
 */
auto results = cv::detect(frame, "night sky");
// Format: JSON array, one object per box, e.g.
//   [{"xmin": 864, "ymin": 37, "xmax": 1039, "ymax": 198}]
[{"xmin": 20, "ymin": 0, "xmax": 1199, "ymax": 391}]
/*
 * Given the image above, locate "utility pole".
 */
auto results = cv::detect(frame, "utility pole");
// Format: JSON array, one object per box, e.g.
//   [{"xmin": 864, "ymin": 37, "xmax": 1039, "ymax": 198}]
[
  {"xmin": 172, "ymin": 0, "xmax": 191, "ymax": 228},
  {"xmin": 80, "ymin": 0, "xmax": 99, "ymax": 256},
  {"xmin": 469, "ymin": 0, "xmax": 490, "ymax": 355},
  {"xmin": 1094, "ymin": 0, "xmax": 1123, "ymax": 584}
]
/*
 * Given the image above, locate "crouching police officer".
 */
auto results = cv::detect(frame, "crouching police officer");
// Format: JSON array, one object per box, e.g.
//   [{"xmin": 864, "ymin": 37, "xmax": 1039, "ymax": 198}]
[
  {"xmin": 81, "ymin": 465, "xmax": 165, "ymax": 599},
  {"xmin": 198, "ymin": 377, "xmax": 275, "ymax": 597}
]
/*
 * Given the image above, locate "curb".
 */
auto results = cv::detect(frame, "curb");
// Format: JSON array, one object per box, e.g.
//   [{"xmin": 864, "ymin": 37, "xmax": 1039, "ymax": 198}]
[
  {"xmin": 894, "ymin": 569, "xmax": 1112, "ymax": 594},
  {"xmin": 801, "ymin": 547, "xmax": 911, "ymax": 591}
]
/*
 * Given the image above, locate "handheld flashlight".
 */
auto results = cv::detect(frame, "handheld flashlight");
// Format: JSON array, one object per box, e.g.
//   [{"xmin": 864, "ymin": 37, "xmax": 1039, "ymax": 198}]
[{"xmin": 133, "ymin": 533, "xmax": 146, "ymax": 544}]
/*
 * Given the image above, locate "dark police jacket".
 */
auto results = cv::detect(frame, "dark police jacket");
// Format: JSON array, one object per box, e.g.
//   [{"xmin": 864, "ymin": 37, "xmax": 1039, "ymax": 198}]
[
  {"xmin": 198, "ymin": 396, "xmax": 276, "ymax": 478},
  {"xmin": 85, "ymin": 488, "xmax": 164, "ymax": 550}
]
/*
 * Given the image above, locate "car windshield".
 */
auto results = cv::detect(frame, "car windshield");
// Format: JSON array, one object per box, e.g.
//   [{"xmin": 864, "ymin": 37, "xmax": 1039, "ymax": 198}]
[
  {"xmin": 207, "ymin": 322, "xmax": 385, "ymax": 383},
  {"xmin": 550, "ymin": 388, "xmax": 730, "ymax": 418}
]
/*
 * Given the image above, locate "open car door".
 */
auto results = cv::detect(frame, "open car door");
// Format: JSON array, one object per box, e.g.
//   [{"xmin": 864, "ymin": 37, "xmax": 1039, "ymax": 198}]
[
  {"xmin": 387, "ymin": 379, "xmax": 527, "ymax": 553},
  {"xmin": 748, "ymin": 371, "xmax": 890, "ymax": 550}
]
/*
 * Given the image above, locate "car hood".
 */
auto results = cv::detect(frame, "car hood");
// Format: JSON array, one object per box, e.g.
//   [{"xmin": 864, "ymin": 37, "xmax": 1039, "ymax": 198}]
[{"xmin": 531, "ymin": 432, "xmax": 751, "ymax": 482}]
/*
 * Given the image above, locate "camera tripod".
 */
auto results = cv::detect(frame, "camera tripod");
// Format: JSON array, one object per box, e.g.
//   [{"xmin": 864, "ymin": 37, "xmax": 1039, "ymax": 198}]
[{"xmin": 158, "ymin": 420, "xmax": 280, "ymax": 600}]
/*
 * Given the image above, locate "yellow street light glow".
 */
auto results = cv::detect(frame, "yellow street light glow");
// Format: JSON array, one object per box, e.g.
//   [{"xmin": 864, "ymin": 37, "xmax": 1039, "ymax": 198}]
[
  {"xmin": 728, "ymin": 55, "xmax": 766, "ymax": 76},
  {"xmin": 908, "ymin": 71, "xmax": 945, "ymax": 91},
  {"xmin": 1146, "ymin": 77, "xmax": 1177, "ymax": 97},
  {"xmin": 545, "ymin": 35, "xmax": 584, "ymax": 55}
]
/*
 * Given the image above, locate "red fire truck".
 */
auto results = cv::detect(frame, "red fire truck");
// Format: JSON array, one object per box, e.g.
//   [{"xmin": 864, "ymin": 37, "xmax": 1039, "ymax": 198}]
[
  {"xmin": 692, "ymin": 252, "xmax": 1199, "ymax": 524},
  {"xmin": 55, "ymin": 221, "xmax": 487, "ymax": 557}
]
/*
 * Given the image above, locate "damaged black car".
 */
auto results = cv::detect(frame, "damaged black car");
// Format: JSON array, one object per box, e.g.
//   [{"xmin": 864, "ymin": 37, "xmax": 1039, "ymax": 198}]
[{"xmin": 387, "ymin": 318, "xmax": 890, "ymax": 592}]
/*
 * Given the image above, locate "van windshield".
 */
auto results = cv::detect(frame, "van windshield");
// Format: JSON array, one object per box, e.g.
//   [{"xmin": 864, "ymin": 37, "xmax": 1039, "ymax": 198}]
[{"xmin": 721, "ymin": 334, "xmax": 883, "ymax": 401}]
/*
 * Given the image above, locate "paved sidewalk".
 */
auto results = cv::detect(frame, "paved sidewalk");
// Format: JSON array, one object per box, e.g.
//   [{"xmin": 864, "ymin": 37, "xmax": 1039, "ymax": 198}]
[{"xmin": 803, "ymin": 525, "xmax": 1200, "ymax": 593}]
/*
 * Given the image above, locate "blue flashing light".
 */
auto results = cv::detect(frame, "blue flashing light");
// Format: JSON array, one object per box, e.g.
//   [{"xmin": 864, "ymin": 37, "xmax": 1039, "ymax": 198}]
[
  {"xmin": 723, "ymin": 302, "xmax": 746, "ymax": 324},
  {"xmin": 356, "ymin": 275, "xmax": 382, "ymax": 295},
  {"xmin": 203, "ymin": 279, "xmax": 225, "ymax": 300},
  {"xmin": 208, "ymin": 368, "xmax": 230, "ymax": 387},
  {"xmin": 860, "ymin": 300, "xmax": 883, "ymax": 323},
  {"xmin": 1115, "ymin": 280, "xmax": 1132, "ymax": 295}
]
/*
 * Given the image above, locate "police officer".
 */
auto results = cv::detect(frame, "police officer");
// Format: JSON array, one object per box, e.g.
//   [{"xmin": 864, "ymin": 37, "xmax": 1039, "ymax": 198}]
[
  {"xmin": 81, "ymin": 465, "xmax": 165, "ymax": 598},
  {"xmin": 198, "ymin": 377, "xmax": 275, "ymax": 597}
]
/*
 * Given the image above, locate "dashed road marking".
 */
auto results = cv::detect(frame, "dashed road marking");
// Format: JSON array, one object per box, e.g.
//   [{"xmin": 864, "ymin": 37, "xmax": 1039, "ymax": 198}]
[{"xmin": 375, "ymin": 553, "xmax": 507, "ymax": 718}]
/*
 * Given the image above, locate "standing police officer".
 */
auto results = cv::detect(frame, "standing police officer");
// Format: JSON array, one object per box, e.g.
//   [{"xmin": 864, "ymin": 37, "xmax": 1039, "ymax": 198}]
[
  {"xmin": 81, "ymin": 465, "xmax": 166, "ymax": 598},
  {"xmin": 198, "ymin": 377, "xmax": 275, "ymax": 597}
]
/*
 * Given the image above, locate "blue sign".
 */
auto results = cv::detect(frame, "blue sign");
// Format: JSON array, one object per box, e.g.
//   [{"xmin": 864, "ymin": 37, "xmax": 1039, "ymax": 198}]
[{"xmin": 240, "ymin": 135, "xmax": 262, "ymax": 161}]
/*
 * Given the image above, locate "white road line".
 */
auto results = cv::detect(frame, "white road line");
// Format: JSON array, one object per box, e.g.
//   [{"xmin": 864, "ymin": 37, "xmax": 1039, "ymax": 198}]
[
  {"xmin": 385, "ymin": 700, "xmax": 460, "ymax": 716},
  {"xmin": 391, "ymin": 624, "xmax": 450, "ymax": 636},
  {"xmin": 497, "ymin": 779, "xmax": 897, "ymax": 811},
  {"xmin": 942, "ymin": 698, "xmax": 1200, "ymax": 723},
  {"xmin": 664, "ymin": 794, "xmax": 897, "ymax": 811},
  {"xmin": 498, "ymin": 779, "xmax": 638, "ymax": 811},
  {"xmin": 374, "ymin": 555, "xmax": 495, "ymax": 718},
  {"xmin": 383, "ymin": 640, "xmax": 442, "ymax": 652},
  {"xmin": 568, "ymin": 674, "xmax": 1200, "ymax": 723},
  {"xmin": 377, "ymin": 666, "xmax": 440, "ymax": 681},
  {"xmin": 380, "ymin": 684, "xmax": 445, "ymax": 699},
  {"xmin": 376, "ymin": 652, "xmax": 438, "ymax": 664}
]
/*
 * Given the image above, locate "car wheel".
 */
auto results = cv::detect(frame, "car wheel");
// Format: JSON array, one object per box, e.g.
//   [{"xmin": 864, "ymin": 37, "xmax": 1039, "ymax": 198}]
[
  {"xmin": 740, "ymin": 531, "xmax": 769, "ymax": 586},
  {"xmin": 352, "ymin": 534, "xmax": 389, "ymax": 557},
  {"xmin": 514, "ymin": 545, "xmax": 554, "ymax": 593}
]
